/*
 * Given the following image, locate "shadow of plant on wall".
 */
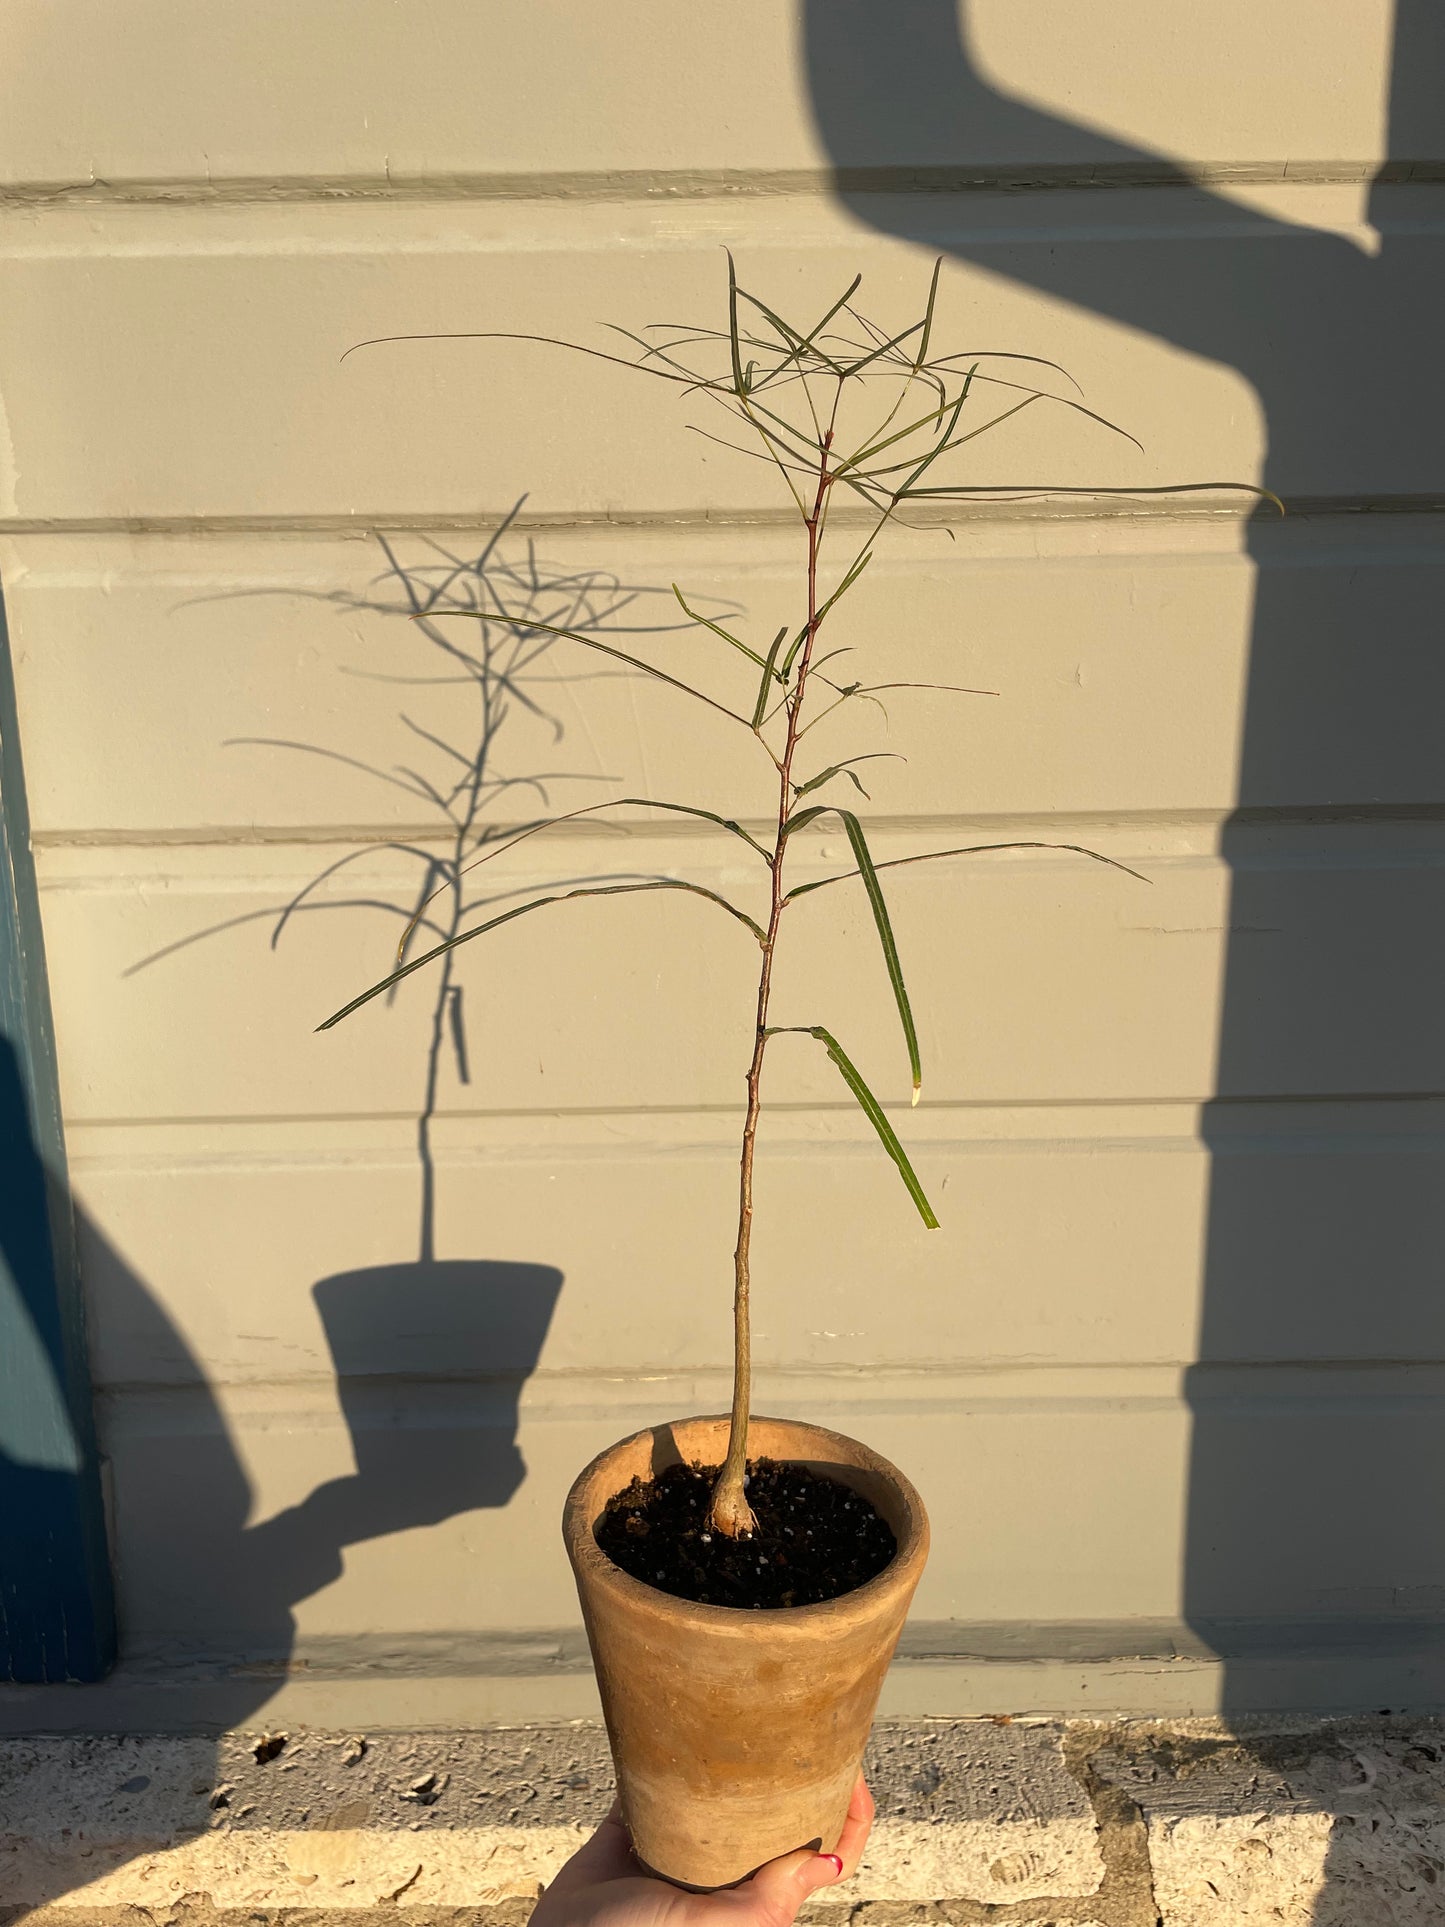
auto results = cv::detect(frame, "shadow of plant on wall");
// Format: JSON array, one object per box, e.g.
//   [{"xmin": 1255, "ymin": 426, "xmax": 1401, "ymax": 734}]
[
  {"xmin": 116, "ymin": 509, "xmax": 691, "ymax": 1689},
  {"xmin": 140, "ymin": 502, "xmax": 687, "ymax": 1266}
]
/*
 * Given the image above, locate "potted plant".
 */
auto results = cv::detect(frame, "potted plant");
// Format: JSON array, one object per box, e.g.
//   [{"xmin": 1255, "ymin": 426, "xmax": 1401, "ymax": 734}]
[{"xmin": 322, "ymin": 259, "xmax": 1264, "ymax": 1888}]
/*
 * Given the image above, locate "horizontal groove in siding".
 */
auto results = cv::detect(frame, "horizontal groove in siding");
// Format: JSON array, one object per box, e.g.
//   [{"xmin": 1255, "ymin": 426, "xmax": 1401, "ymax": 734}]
[
  {"xmin": 29, "ymin": 805, "xmax": 1445, "ymax": 852},
  {"xmin": 93, "ymin": 1364, "xmax": 1445, "ymax": 1425},
  {"xmin": 56, "ymin": 1104, "xmax": 1445, "ymax": 1183},
  {"xmin": 6, "ymin": 496, "xmax": 1445, "ymax": 538},
  {"xmin": 6, "ymin": 160, "xmax": 1445, "ymax": 209}
]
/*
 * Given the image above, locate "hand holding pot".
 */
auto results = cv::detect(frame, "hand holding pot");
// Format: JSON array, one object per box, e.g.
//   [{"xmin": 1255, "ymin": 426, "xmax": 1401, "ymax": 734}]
[{"xmin": 530, "ymin": 1774, "xmax": 874, "ymax": 1927}]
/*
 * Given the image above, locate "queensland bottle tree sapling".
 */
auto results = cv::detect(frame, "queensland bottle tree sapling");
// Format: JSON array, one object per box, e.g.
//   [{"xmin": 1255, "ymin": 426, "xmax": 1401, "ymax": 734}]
[{"xmin": 321, "ymin": 256, "xmax": 1271, "ymax": 1549}]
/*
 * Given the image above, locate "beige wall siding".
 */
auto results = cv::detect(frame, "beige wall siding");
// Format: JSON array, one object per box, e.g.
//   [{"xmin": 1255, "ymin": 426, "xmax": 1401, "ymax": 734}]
[
  {"xmin": 3, "ymin": 4, "xmax": 1443, "ymax": 1720},
  {"xmin": 0, "ymin": 4, "xmax": 1395, "ymax": 192}
]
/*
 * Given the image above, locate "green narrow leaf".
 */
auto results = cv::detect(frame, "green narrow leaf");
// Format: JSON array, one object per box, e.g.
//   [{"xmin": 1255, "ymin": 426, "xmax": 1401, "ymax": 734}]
[
  {"xmin": 776, "ymin": 805, "xmax": 921, "ymax": 1099},
  {"xmin": 790, "ymin": 271, "xmax": 863, "ymax": 363},
  {"xmin": 742, "ymin": 274, "xmax": 860, "ymax": 381},
  {"xmin": 778, "ymin": 622, "xmax": 809, "ymax": 683},
  {"xmin": 738, "ymin": 290, "xmax": 808, "ymax": 356},
  {"xmin": 409, "ymin": 798, "xmax": 773, "ymax": 958},
  {"xmin": 849, "ymin": 680, "xmax": 997, "ymax": 698},
  {"xmin": 833, "ymin": 386, "xmax": 969, "ymax": 482},
  {"xmin": 779, "ymin": 804, "xmax": 829, "ymax": 839},
  {"xmin": 726, "ymin": 250, "xmax": 747, "ymax": 397},
  {"xmin": 870, "ymin": 395, "xmax": 1045, "ymax": 485},
  {"xmin": 792, "ymin": 752, "xmax": 902, "ymax": 801},
  {"xmin": 818, "ymin": 548, "xmax": 873, "ymax": 615},
  {"xmin": 672, "ymin": 585, "xmax": 769, "ymax": 669},
  {"xmin": 870, "ymin": 372, "xmax": 1143, "ymax": 468},
  {"xmin": 897, "ymin": 480, "xmax": 1286, "ymax": 514},
  {"xmin": 747, "ymin": 290, "xmax": 816, "ymax": 360},
  {"xmin": 782, "ymin": 837, "xmax": 1151, "ymax": 905},
  {"xmin": 341, "ymin": 328, "xmax": 700, "ymax": 387},
  {"xmin": 769, "ymin": 1025, "xmax": 938, "ymax": 1228},
  {"xmin": 750, "ymin": 625, "xmax": 789, "ymax": 730},
  {"xmin": 835, "ymin": 810, "xmax": 922, "ymax": 1102},
  {"xmin": 452, "ymin": 793, "xmax": 775, "ymax": 888},
  {"xmin": 421, "ymin": 608, "xmax": 753, "ymax": 731},
  {"xmin": 915, "ymin": 257, "xmax": 943, "ymax": 371},
  {"xmin": 736, "ymin": 387, "xmax": 834, "ymax": 465},
  {"xmin": 608, "ymin": 797, "xmax": 774, "ymax": 862},
  {"xmin": 885, "ymin": 379, "xmax": 974, "ymax": 501},
  {"xmin": 838, "ymin": 317, "xmax": 926, "ymax": 380},
  {"xmin": 318, "ymin": 879, "xmax": 765, "ymax": 1032},
  {"xmin": 815, "ymin": 766, "xmax": 867, "ymax": 799},
  {"xmin": 780, "ymin": 551, "xmax": 874, "ymax": 680}
]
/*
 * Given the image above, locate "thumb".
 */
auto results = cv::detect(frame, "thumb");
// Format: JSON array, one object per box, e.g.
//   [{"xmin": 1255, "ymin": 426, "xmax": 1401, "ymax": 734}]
[{"xmin": 737, "ymin": 1846, "xmax": 845, "ymax": 1925}]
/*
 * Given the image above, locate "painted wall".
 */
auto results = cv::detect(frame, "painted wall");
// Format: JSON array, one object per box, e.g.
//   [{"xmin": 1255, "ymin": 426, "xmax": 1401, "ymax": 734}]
[{"xmin": 2, "ymin": 1, "xmax": 1442, "ymax": 1723}]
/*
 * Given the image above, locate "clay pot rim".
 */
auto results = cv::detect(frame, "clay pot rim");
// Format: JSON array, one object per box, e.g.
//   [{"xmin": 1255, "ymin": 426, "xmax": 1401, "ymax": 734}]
[{"xmin": 563, "ymin": 1412, "xmax": 930, "ymax": 1637}]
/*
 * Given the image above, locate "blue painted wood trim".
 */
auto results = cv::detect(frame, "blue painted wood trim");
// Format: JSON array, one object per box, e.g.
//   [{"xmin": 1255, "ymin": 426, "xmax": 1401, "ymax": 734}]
[{"xmin": 0, "ymin": 585, "xmax": 116, "ymax": 1682}]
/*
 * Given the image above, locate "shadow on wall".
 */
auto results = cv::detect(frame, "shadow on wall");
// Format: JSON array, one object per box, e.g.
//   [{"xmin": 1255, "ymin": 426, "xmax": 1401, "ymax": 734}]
[
  {"xmin": 131, "ymin": 507, "xmax": 685, "ymax": 1265},
  {"xmin": 804, "ymin": 0, "xmax": 1445, "ymax": 1723},
  {"xmin": 0, "ymin": 1035, "xmax": 114, "ymax": 1683},
  {"xmin": 98, "ymin": 515, "xmax": 645, "ymax": 1703},
  {"xmin": 3, "ymin": 1038, "xmax": 561, "ymax": 1901},
  {"xmin": 5, "ymin": 1023, "xmax": 566, "ymax": 1648},
  {"xmin": 91, "ymin": 1223, "xmax": 562, "ymax": 1709},
  {"xmin": 91, "ymin": 512, "xmax": 706, "ymax": 1730},
  {"xmin": 0, "ymin": 519, "xmax": 627, "ymax": 1900}
]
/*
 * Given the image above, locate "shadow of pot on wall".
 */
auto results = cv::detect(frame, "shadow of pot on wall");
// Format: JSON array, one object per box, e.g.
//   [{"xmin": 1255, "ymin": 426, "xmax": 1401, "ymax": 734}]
[
  {"xmin": 233, "ymin": 1259, "xmax": 563, "ymax": 1629},
  {"xmin": 305, "ymin": 1259, "xmax": 564, "ymax": 1540}
]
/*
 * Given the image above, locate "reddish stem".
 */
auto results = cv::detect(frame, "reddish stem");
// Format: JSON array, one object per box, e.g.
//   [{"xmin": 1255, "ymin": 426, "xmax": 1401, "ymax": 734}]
[{"xmin": 709, "ymin": 435, "xmax": 834, "ymax": 1536}]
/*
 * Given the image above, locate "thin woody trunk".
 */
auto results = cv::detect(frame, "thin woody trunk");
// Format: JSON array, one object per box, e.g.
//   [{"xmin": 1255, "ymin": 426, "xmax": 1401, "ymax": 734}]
[{"xmin": 709, "ymin": 440, "xmax": 833, "ymax": 1536}]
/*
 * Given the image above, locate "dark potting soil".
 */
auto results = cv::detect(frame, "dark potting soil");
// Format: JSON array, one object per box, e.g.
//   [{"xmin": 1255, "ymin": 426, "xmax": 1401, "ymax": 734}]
[{"xmin": 594, "ymin": 1457, "xmax": 896, "ymax": 1609}]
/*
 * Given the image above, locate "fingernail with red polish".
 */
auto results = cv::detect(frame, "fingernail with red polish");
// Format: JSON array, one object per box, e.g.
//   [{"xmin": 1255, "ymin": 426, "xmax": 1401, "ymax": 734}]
[{"xmin": 820, "ymin": 1855, "xmax": 844, "ymax": 1879}]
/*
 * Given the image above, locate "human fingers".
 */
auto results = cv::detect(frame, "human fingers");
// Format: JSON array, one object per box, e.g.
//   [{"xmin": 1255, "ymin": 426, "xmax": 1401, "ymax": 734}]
[
  {"xmin": 540, "ymin": 1800, "xmax": 640, "ymax": 1897},
  {"xmin": 726, "ymin": 1845, "xmax": 845, "ymax": 1927},
  {"xmin": 831, "ymin": 1774, "xmax": 875, "ymax": 1881}
]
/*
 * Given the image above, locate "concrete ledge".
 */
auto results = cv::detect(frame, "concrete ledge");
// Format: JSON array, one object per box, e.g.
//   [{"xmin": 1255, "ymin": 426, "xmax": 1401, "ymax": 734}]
[
  {"xmin": 1095, "ymin": 1718, "xmax": 1445, "ymax": 1926},
  {"xmin": 5, "ymin": 1717, "xmax": 1445, "ymax": 1925},
  {"xmin": 1, "ymin": 1724, "xmax": 1113, "ymax": 1924},
  {"xmin": 0, "ymin": 1725, "xmax": 1106, "ymax": 1915},
  {"xmin": 10, "ymin": 1617, "xmax": 1445, "ymax": 1734}
]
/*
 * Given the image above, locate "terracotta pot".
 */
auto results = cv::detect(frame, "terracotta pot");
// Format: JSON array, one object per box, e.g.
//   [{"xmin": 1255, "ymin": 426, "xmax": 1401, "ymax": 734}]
[{"xmin": 562, "ymin": 1413, "xmax": 929, "ymax": 1889}]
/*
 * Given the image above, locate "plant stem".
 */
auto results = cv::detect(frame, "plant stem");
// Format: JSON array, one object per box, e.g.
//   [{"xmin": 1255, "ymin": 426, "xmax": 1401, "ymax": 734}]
[{"xmin": 709, "ymin": 434, "xmax": 834, "ymax": 1536}]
